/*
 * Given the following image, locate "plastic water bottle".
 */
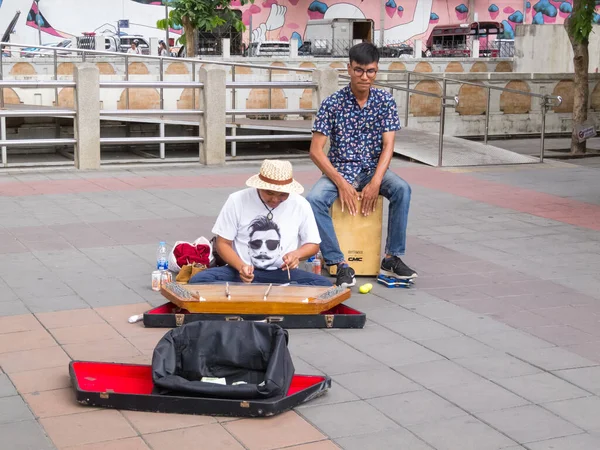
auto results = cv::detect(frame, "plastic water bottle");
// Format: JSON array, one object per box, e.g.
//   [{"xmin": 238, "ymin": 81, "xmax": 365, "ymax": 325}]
[
  {"xmin": 156, "ymin": 241, "xmax": 168, "ymax": 271},
  {"xmin": 305, "ymin": 255, "xmax": 315, "ymax": 272},
  {"xmin": 312, "ymin": 251, "xmax": 322, "ymax": 275}
]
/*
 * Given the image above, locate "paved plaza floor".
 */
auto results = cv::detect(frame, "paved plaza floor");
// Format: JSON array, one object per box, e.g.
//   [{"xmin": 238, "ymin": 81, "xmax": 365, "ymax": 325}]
[{"xmin": 1, "ymin": 156, "xmax": 600, "ymax": 449}]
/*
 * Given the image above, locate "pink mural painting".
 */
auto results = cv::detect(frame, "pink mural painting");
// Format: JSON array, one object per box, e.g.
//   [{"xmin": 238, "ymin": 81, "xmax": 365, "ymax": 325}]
[
  {"xmin": 237, "ymin": 0, "xmax": 573, "ymax": 45},
  {"xmin": 17, "ymin": 0, "xmax": 580, "ymax": 49}
]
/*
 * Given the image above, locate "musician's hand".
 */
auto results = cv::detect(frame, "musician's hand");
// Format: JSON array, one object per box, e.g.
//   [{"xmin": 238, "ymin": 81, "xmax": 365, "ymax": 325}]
[
  {"xmin": 337, "ymin": 179, "xmax": 359, "ymax": 216},
  {"xmin": 281, "ymin": 251, "xmax": 300, "ymax": 270},
  {"xmin": 239, "ymin": 264, "xmax": 254, "ymax": 283},
  {"xmin": 360, "ymin": 180, "xmax": 380, "ymax": 216}
]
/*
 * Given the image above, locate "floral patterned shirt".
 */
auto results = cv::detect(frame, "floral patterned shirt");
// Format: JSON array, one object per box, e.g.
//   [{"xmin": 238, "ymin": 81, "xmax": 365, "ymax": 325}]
[{"xmin": 312, "ymin": 84, "xmax": 401, "ymax": 184}]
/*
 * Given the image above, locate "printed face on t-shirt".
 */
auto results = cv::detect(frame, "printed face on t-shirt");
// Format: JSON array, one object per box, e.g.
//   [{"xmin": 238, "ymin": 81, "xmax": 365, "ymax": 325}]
[{"xmin": 248, "ymin": 227, "xmax": 281, "ymax": 269}]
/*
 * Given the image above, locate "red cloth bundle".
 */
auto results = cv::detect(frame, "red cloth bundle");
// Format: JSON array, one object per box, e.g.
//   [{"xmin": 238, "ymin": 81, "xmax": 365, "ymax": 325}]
[{"xmin": 173, "ymin": 243, "xmax": 211, "ymax": 267}]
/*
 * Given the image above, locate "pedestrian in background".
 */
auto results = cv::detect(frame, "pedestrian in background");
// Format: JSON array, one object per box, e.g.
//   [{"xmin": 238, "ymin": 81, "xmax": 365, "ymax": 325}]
[
  {"xmin": 127, "ymin": 40, "xmax": 140, "ymax": 54},
  {"xmin": 158, "ymin": 40, "xmax": 168, "ymax": 56}
]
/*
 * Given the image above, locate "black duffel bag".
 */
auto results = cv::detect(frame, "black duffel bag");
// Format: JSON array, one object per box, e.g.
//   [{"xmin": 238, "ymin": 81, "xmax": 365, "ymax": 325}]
[{"xmin": 152, "ymin": 321, "xmax": 295, "ymax": 400}]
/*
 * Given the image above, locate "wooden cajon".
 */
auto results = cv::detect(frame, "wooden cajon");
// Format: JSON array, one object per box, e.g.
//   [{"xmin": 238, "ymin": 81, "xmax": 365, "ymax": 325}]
[{"xmin": 328, "ymin": 196, "xmax": 384, "ymax": 276}]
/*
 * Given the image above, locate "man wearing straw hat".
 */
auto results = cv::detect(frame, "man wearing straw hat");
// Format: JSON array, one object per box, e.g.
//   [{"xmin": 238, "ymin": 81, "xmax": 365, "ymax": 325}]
[
  {"xmin": 189, "ymin": 159, "xmax": 332, "ymax": 286},
  {"xmin": 307, "ymin": 42, "xmax": 417, "ymax": 288}
]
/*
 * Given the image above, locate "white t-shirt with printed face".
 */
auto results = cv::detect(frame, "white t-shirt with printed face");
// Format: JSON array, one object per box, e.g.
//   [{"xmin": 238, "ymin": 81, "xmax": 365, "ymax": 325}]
[{"xmin": 212, "ymin": 188, "xmax": 321, "ymax": 270}]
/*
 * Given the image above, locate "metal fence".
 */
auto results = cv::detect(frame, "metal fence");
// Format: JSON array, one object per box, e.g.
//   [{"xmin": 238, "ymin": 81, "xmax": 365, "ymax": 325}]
[
  {"xmin": 338, "ymin": 73, "xmax": 459, "ymax": 167},
  {"xmin": 490, "ymin": 39, "xmax": 515, "ymax": 58},
  {"xmin": 373, "ymin": 69, "xmax": 562, "ymax": 164},
  {"xmin": 0, "ymin": 42, "xmax": 318, "ymax": 167},
  {"xmin": 294, "ymin": 38, "xmax": 416, "ymax": 58},
  {"xmin": 0, "ymin": 41, "xmax": 562, "ymax": 169}
]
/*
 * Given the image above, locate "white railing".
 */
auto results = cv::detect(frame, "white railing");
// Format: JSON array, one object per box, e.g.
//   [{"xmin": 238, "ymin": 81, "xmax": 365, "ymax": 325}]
[
  {"xmin": 0, "ymin": 41, "xmax": 563, "ymax": 168},
  {"xmin": 375, "ymin": 70, "xmax": 561, "ymax": 163},
  {"xmin": 0, "ymin": 42, "xmax": 322, "ymax": 168}
]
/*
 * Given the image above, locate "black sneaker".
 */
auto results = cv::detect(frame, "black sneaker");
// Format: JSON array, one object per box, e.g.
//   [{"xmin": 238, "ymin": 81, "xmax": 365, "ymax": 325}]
[
  {"xmin": 380, "ymin": 256, "xmax": 418, "ymax": 280},
  {"xmin": 336, "ymin": 265, "xmax": 356, "ymax": 288}
]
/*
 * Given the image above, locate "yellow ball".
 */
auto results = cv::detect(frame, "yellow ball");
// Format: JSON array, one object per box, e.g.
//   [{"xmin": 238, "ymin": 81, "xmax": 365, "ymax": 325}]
[{"xmin": 359, "ymin": 283, "xmax": 373, "ymax": 294}]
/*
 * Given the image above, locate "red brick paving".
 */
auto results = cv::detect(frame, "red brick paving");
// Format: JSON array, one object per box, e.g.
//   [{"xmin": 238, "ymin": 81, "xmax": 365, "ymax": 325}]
[
  {"xmin": 396, "ymin": 167, "xmax": 600, "ymax": 231},
  {"xmin": 2, "ymin": 166, "xmax": 600, "ymax": 232}
]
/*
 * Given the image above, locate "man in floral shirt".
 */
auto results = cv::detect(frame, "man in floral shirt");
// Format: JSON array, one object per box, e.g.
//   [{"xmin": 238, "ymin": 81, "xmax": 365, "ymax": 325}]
[{"xmin": 307, "ymin": 42, "xmax": 417, "ymax": 287}]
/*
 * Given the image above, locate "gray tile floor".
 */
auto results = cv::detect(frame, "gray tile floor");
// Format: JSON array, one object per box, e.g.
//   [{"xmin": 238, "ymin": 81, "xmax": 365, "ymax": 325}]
[{"xmin": 2, "ymin": 158, "xmax": 600, "ymax": 449}]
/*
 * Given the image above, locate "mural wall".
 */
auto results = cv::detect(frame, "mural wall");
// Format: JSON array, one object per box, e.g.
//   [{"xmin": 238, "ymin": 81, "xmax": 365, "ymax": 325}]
[
  {"xmin": 1, "ymin": 0, "xmax": 599, "ymax": 49},
  {"xmin": 241, "ymin": 0, "xmax": 600, "ymax": 44},
  {"xmin": 0, "ymin": 0, "xmax": 180, "ymax": 46}
]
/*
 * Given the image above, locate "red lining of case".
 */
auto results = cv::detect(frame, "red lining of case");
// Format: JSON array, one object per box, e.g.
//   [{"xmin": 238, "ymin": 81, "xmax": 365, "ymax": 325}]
[
  {"xmin": 72, "ymin": 362, "xmax": 325, "ymax": 396},
  {"xmin": 147, "ymin": 303, "xmax": 361, "ymax": 315}
]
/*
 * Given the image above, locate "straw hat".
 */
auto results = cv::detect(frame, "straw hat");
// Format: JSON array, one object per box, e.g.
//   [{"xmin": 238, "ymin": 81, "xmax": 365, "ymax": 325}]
[{"xmin": 246, "ymin": 159, "xmax": 304, "ymax": 194}]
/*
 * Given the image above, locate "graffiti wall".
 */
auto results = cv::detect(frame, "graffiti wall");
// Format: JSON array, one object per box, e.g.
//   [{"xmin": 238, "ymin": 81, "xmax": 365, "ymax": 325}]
[
  {"xmin": 0, "ymin": 0, "xmax": 179, "ymax": 46},
  {"xmin": 1, "ymin": 0, "xmax": 599, "ymax": 49},
  {"xmin": 241, "ymin": 0, "xmax": 599, "ymax": 44}
]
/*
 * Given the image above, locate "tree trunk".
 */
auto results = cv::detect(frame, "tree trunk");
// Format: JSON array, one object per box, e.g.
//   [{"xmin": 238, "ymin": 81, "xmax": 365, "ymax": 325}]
[
  {"xmin": 182, "ymin": 16, "xmax": 197, "ymax": 57},
  {"xmin": 565, "ymin": 12, "xmax": 590, "ymax": 155}
]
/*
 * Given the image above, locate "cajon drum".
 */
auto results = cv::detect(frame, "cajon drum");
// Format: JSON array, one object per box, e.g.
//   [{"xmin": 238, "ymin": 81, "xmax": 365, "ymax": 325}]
[{"xmin": 329, "ymin": 196, "xmax": 384, "ymax": 276}]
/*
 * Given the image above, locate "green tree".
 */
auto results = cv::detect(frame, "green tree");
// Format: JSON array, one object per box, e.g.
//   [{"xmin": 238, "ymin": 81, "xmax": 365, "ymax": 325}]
[
  {"xmin": 564, "ymin": 0, "xmax": 597, "ymax": 154},
  {"xmin": 157, "ymin": 0, "xmax": 254, "ymax": 57}
]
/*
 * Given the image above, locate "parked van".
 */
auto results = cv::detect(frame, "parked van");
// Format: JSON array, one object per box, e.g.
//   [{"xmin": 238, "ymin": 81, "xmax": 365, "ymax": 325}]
[
  {"xmin": 76, "ymin": 32, "xmax": 150, "ymax": 55},
  {"xmin": 76, "ymin": 33, "xmax": 118, "ymax": 52},
  {"xmin": 247, "ymin": 41, "xmax": 290, "ymax": 57},
  {"xmin": 303, "ymin": 18, "xmax": 374, "ymax": 57},
  {"xmin": 425, "ymin": 22, "xmax": 503, "ymax": 57}
]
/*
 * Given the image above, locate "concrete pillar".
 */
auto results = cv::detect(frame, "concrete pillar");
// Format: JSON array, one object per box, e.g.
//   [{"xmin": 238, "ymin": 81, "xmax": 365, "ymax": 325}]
[
  {"xmin": 199, "ymin": 66, "xmax": 226, "ymax": 165},
  {"xmin": 94, "ymin": 36, "xmax": 103, "ymax": 52},
  {"xmin": 388, "ymin": 73, "xmax": 407, "ymax": 126},
  {"xmin": 413, "ymin": 39, "xmax": 422, "ymax": 58},
  {"xmin": 472, "ymin": 40, "xmax": 480, "ymax": 58},
  {"xmin": 290, "ymin": 39, "xmax": 299, "ymax": 58},
  {"xmin": 312, "ymin": 69, "xmax": 339, "ymax": 108},
  {"xmin": 312, "ymin": 69, "xmax": 339, "ymax": 155},
  {"xmin": 222, "ymin": 39, "xmax": 230, "ymax": 58},
  {"xmin": 150, "ymin": 37, "xmax": 159, "ymax": 56},
  {"xmin": 74, "ymin": 65, "xmax": 100, "ymax": 170}
]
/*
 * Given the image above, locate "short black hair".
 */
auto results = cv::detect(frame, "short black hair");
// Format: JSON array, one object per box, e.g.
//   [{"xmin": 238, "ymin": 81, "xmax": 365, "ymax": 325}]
[
  {"xmin": 249, "ymin": 216, "xmax": 281, "ymax": 239},
  {"xmin": 349, "ymin": 42, "xmax": 380, "ymax": 66}
]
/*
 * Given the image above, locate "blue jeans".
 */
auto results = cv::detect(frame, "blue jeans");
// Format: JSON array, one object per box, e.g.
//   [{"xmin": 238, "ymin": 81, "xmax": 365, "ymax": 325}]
[
  {"xmin": 189, "ymin": 265, "xmax": 332, "ymax": 286},
  {"xmin": 306, "ymin": 170, "xmax": 412, "ymax": 266}
]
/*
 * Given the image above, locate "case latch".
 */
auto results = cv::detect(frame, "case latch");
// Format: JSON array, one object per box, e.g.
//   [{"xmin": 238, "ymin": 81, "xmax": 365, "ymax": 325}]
[
  {"xmin": 325, "ymin": 314, "xmax": 334, "ymax": 328},
  {"xmin": 266, "ymin": 316, "xmax": 284, "ymax": 323},
  {"xmin": 226, "ymin": 316, "xmax": 243, "ymax": 321},
  {"xmin": 100, "ymin": 389, "xmax": 114, "ymax": 399},
  {"xmin": 175, "ymin": 314, "xmax": 185, "ymax": 327}
]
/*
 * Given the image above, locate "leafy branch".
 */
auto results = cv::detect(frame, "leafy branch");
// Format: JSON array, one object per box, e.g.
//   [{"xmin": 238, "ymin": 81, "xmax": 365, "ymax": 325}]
[
  {"xmin": 156, "ymin": 0, "xmax": 254, "ymax": 39},
  {"xmin": 567, "ymin": 0, "xmax": 597, "ymax": 44}
]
